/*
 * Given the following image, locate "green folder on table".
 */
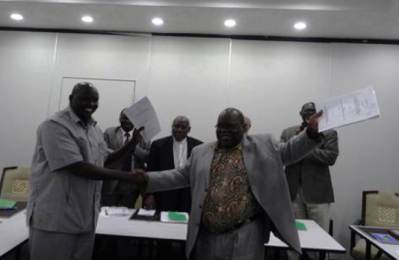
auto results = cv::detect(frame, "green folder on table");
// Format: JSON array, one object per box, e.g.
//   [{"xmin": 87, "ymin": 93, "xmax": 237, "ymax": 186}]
[
  {"xmin": 168, "ymin": 211, "xmax": 188, "ymax": 222},
  {"xmin": 295, "ymin": 220, "xmax": 307, "ymax": 231},
  {"xmin": 0, "ymin": 198, "xmax": 17, "ymax": 209}
]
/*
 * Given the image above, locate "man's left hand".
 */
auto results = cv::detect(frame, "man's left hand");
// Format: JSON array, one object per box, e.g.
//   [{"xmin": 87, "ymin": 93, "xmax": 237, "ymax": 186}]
[{"xmin": 306, "ymin": 111, "xmax": 323, "ymax": 138}]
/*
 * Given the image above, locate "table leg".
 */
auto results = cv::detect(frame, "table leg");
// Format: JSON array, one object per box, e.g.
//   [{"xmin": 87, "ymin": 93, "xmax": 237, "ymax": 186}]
[
  {"xmin": 319, "ymin": 251, "xmax": 326, "ymax": 260},
  {"xmin": 366, "ymin": 241, "xmax": 371, "ymax": 260}
]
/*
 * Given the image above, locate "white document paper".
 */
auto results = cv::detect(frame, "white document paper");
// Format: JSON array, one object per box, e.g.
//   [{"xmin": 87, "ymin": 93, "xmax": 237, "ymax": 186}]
[
  {"xmin": 315, "ymin": 87, "xmax": 380, "ymax": 132},
  {"xmin": 124, "ymin": 97, "xmax": 161, "ymax": 140},
  {"xmin": 137, "ymin": 209, "xmax": 156, "ymax": 217},
  {"xmin": 101, "ymin": 207, "xmax": 135, "ymax": 217}
]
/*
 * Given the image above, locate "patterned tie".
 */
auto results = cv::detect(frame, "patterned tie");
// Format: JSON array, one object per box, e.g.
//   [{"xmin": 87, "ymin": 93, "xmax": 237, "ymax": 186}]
[
  {"xmin": 124, "ymin": 132, "xmax": 130, "ymax": 145},
  {"xmin": 122, "ymin": 132, "xmax": 132, "ymax": 171}
]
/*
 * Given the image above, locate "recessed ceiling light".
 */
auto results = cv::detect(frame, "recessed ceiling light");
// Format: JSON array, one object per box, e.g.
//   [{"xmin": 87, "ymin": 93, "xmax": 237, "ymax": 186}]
[
  {"xmin": 224, "ymin": 19, "xmax": 236, "ymax": 28},
  {"xmin": 294, "ymin": 21, "xmax": 307, "ymax": 30},
  {"xmin": 81, "ymin": 15, "xmax": 94, "ymax": 23},
  {"xmin": 10, "ymin": 13, "xmax": 23, "ymax": 21},
  {"xmin": 152, "ymin": 17, "xmax": 164, "ymax": 26}
]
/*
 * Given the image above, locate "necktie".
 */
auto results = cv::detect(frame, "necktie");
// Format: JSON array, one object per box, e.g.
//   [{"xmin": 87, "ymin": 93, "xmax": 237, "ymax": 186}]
[
  {"xmin": 122, "ymin": 132, "xmax": 132, "ymax": 171},
  {"xmin": 124, "ymin": 132, "xmax": 130, "ymax": 145}
]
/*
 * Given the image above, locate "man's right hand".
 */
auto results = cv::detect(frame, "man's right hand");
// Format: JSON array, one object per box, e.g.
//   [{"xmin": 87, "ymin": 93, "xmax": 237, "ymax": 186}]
[
  {"xmin": 129, "ymin": 127, "xmax": 145, "ymax": 146},
  {"xmin": 128, "ymin": 169, "xmax": 148, "ymax": 192}
]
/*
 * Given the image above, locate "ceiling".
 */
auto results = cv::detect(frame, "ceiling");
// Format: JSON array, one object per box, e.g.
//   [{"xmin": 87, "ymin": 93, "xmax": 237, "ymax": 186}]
[{"xmin": 1, "ymin": 0, "xmax": 399, "ymax": 40}]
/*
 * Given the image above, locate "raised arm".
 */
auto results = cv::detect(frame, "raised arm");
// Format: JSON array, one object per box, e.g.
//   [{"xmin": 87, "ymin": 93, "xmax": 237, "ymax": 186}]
[
  {"xmin": 306, "ymin": 130, "xmax": 338, "ymax": 165},
  {"xmin": 278, "ymin": 111, "xmax": 324, "ymax": 165}
]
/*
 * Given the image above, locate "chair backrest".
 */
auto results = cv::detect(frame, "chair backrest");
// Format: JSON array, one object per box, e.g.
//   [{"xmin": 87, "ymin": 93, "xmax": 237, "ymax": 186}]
[
  {"xmin": 362, "ymin": 190, "xmax": 399, "ymax": 227},
  {"xmin": 0, "ymin": 166, "xmax": 31, "ymax": 202}
]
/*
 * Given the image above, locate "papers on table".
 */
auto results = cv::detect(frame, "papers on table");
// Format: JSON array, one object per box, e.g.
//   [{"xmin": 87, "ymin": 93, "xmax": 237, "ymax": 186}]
[
  {"xmin": 315, "ymin": 87, "xmax": 380, "ymax": 132},
  {"xmin": 124, "ymin": 97, "xmax": 161, "ymax": 141},
  {"xmin": 101, "ymin": 207, "xmax": 134, "ymax": 217},
  {"xmin": 160, "ymin": 211, "xmax": 189, "ymax": 223},
  {"xmin": 137, "ymin": 209, "xmax": 156, "ymax": 217},
  {"xmin": 0, "ymin": 198, "xmax": 16, "ymax": 209},
  {"xmin": 295, "ymin": 220, "xmax": 307, "ymax": 231}
]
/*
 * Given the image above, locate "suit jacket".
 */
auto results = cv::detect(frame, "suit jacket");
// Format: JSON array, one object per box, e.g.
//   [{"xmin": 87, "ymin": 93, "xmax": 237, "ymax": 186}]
[
  {"xmin": 104, "ymin": 126, "xmax": 150, "ymax": 168},
  {"xmin": 146, "ymin": 132, "xmax": 321, "ymax": 257},
  {"xmin": 281, "ymin": 126, "xmax": 339, "ymax": 203},
  {"xmin": 147, "ymin": 135, "xmax": 202, "ymax": 212},
  {"xmin": 102, "ymin": 126, "xmax": 150, "ymax": 202}
]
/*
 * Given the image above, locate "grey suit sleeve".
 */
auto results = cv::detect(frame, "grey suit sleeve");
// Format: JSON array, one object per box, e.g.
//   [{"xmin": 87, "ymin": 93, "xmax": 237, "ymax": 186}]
[
  {"xmin": 145, "ymin": 152, "xmax": 191, "ymax": 193},
  {"xmin": 103, "ymin": 129, "xmax": 111, "ymax": 147},
  {"xmin": 134, "ymin": 140, "xmax": 150, "ymax": 161},
  {"xmin": 306, "ymin": 130, "xmax": 339, "ymax": 166},
  {"xmin": 280, "ymin": 129, "xmax": 289, "ymax": 142},
  {"xmin": 103, "ymin": 129, "xmax": 115, "ymax": 154},
  {"xmin": 276, "ymin": 131, "xmax": 320, "ymax": 166}
]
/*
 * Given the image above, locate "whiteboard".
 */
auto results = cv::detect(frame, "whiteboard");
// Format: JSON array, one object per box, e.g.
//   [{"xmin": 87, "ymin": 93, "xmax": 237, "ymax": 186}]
[{"xmin": 59, "ymin": 77, "xmax": 135, "ymax": 131}]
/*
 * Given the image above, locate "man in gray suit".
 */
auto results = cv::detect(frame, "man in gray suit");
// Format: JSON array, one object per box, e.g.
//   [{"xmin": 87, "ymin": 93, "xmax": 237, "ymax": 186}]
[
  {"xmin": 133, "ymin": 107, "xmax": 323, "ymax": 260},
  {"xmin": 281, "ymin": 102, "xmax": 339, "ymax": 233},
  {"xmin": 101, "ymin": 110, "xmax": 150, "ymax": 207}
]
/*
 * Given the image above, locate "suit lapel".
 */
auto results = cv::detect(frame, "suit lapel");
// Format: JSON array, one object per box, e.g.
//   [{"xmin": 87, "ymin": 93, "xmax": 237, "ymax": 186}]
[
  {"xmin": 116, "ymin": 127, "xmax": 124, "ymax": 148},
  {"xmin": 201, "ymin": 142, "xmax": 216, "ymax": 190},
  {"xmin": 242, "ymin": 136, "xmax": 256, "ymax": 184},
  {"xmin": 187, "ymin": 137, "xmax": 194, "ymax": 157},
  {"xmin": 166, "ymin": 136, "xmax": 175, "ymax": 168}
]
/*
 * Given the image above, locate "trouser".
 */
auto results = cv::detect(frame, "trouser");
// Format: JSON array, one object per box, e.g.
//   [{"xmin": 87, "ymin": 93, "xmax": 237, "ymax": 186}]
[
  {"xmin": 292, "ymin": 189, "xmax": 330, "ymax": 232},
  {"xmin": 29, "ymin": 227, "xmax": 95, "ymax": 260},
  {"xmin": 192, "ymin": 218, "xmax": 265, "ymax": 260},
  {"xmin": 288, "ymin": 189, "xmax": 330, "ymax": 260}
]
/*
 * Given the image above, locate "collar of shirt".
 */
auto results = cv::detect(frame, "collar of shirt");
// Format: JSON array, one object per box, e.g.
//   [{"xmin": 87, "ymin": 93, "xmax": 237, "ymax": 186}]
[
  {"xmin": 173, "ymin": 137, "xmax": 187, "ymax": 145},
  {"xmin": 66, "ymin": 106, "xmax": 97, "ymax": 127},
  {"xmin": 215, "ymin": 143, "xmax": 242, "ymax": 152},
  {"xmin": 120, "ymin": 128, "xmax": 133, "ymax": 136},
  {"xmin": 122, "ymin": 129, "xmax": 133, "ymax": 142}
]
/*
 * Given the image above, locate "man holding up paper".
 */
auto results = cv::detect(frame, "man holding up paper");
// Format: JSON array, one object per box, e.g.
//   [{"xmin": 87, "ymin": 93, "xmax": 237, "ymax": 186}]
[
  {"xmin": 101, "ymin": 109, "xmax": 150, "ymax": 208},
  {"xmin": 281, "ymin": 102, "xmax": 339, "ymax": 233},
  {"xmin": 133, "ymin": 107, "xmax": 324, "ymax": 260}
]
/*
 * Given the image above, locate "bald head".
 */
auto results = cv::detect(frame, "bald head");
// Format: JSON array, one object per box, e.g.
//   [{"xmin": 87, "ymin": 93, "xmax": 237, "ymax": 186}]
[
  {"xmin": 69, "ymin": 82, "xmax": 99, "ymax": 124},
  {"xmin": 216, "ymin": 108, "xmax": 245, "ymax": 149},
  {"xmin": 172, "ymin": 116, "xmax": 191, "ymax": 141}
]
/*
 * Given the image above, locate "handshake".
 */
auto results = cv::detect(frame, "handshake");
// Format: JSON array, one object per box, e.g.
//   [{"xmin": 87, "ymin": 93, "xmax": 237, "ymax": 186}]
[{"xmin": 126, "ymin": 169, "xmax": 148, "ymax": 192}]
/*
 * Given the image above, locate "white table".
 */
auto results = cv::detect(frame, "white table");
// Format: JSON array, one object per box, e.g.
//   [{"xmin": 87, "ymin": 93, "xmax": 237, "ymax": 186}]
[
  {"xmin": 350, "ymin": 225, "xmax": 399, "ymax": 260},
  {"xmin": 0, "ymin": 210, "xmax": 29, "ymax": 258},
  {"xmin": 96, "ymin": 209, "xmax": 187, "ymax": 240},
  {"xmin": 267, "ymin": 219, "xmax": 346, "ymax": 259},
  {"xmin": 0, "ymin": 209, "xmax": 346, "ymax": 259},
  {"xmin": 96, "ymin": 212, "xmax": 346, "ymax": 258}
]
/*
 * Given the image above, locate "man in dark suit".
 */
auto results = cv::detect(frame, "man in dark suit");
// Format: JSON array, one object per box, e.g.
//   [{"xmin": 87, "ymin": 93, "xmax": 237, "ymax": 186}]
[
  {"xmin": 144, "ymin": 115, "xmax": 202, "ymax": 260},
  {"xmin": 101, "ymin": 110, "xmax": 150, "ymax": 208},
  {"xmin": 144, "ymin": 115, "xmax": 202, "ymax": 212},
  {"xmin": 281, "ymin": 102, "xmax": 339, "ymax": 233}
]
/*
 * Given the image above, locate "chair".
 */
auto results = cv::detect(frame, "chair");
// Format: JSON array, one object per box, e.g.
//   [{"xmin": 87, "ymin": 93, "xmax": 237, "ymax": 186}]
[
  {"xmin": 351, "ymin": 190, "xmax": 399, "ymax": 260},
  {"xmin": 0, "ymin": 166, "xmax": 31, "ymax": 202}
]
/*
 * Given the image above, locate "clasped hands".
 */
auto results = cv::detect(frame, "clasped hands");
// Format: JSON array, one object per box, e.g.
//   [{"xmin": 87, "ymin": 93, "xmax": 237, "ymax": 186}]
[{"xmin": 127, "ymin": 168, "xmax": 148, "ymax": 192}]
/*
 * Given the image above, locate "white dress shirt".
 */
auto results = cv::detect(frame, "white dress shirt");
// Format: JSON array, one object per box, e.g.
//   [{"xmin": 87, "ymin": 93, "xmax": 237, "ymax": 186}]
[{"xmin": 173, "ymin": 137, "xmax": 188, "ymax": 169}]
